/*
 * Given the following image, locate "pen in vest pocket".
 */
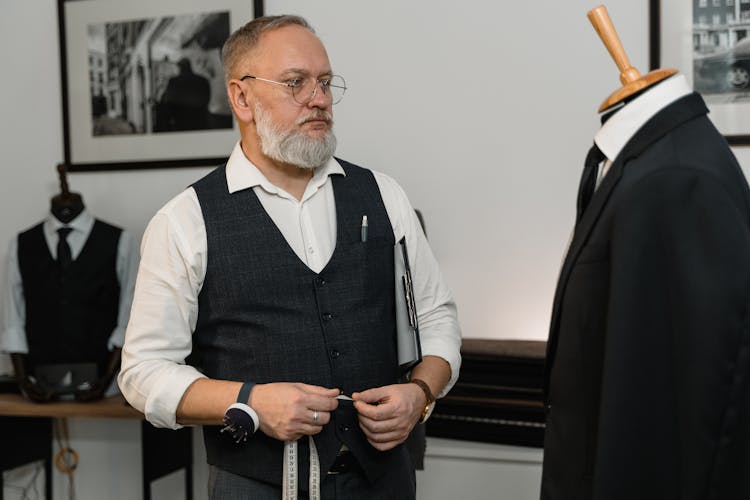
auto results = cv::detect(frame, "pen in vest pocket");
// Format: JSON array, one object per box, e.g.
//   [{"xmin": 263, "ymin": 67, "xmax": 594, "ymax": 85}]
[{"xmin": 360, "ymin": 215, "xmax": 368, "ymax": 242}]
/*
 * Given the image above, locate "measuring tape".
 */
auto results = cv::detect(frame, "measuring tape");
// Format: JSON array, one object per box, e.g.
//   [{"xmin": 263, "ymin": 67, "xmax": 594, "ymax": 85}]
[
  {"xmin": 283, "ymin": 436, "xmax": 321, "ymax": 500},
  {"xmin": 282, "ymin": 395, "xmax": 352, "ymax": 499}
]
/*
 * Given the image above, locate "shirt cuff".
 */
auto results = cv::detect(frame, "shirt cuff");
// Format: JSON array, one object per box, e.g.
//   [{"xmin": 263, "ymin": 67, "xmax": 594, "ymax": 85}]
[
  {"xmin": 0, "ymin": 327, "xmax": 28, "ymax": 354},
  {"xmin": 142, "ymin": 367, "xmax": 206, "ymax": 429},
  {"xmin": 420, "ymin": 332, "xmax": 462, "ymax": 399},
  {"xmin": 107, "ymin": 327, "xmax": 126, "ymax": 351}
]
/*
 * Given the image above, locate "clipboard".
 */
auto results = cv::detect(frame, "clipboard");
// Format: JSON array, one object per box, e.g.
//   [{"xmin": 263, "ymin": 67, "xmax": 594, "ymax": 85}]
[{"xmin": 395, "ymin": 237, "xmax": 422, "ymax": 372}]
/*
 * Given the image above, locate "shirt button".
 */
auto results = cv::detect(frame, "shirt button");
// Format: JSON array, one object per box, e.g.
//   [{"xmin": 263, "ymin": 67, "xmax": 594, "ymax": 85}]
[
  {"xmin": 330, "ymin": 349, "xmax": 340, "ymax": 359},
  {"xmin": 322, "ymin": 312, "xmax": 333, "ymax": 321},
  {"xmin": 308, "ymin": 246, "xmax": 315, "ymax": 254}
]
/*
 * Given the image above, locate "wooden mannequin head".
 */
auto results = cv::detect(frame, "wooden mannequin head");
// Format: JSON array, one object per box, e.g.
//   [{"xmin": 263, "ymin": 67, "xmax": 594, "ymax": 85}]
[
  {"xmin": 588, "ymin": 5, "xmax": 677, "ymax": 112},
  {"xmin": 50, "ymin": 163, "xmax": 84, "ymax": 224}
]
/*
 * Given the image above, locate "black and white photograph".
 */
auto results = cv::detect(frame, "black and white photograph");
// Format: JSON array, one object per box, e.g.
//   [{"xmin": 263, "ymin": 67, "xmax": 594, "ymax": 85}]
[
  {"xmin": 87, "ymin": 12, "xmax": 231, "ymax": 137},
  {"xmin": 691, "ymin": 0, "xmax": 750, "ymax": 97},
  {"xmin": 59, "ymin": 0, "xmax": 258, "ymax": 170},
  {"xmin": 654, "ymin": 0, "xmax": 750, "ymax": 144}
]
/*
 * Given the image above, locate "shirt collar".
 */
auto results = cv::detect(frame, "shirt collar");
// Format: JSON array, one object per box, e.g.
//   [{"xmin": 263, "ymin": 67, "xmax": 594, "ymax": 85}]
[
  {"xmin": 45, "ymin": 208, "xmax": 94, "ymax": 234},
  {"xmin": 594, "ymin": 74, "xmax": 692, "ymax": 163},
  {"xmin": 225, "ymin": 141, "xmax": 345, "ymax": 196}
]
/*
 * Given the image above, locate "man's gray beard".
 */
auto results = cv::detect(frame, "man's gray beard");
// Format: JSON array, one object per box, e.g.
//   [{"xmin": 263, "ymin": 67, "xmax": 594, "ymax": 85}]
[{"xmin": 254, "ymin": 103, "xmax": 337, "ymax": 170}]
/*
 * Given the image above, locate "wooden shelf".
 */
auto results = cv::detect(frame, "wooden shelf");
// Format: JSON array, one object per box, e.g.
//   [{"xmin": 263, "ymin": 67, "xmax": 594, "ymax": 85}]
[{"xmin": 0, "ymin": 394, "xmax": 143, "ymax": 419}]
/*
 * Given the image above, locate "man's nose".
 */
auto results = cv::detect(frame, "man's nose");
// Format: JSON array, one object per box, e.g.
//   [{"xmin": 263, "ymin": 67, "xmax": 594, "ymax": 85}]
[{"xmin": 307, "ymin": 82, "xmax": 330, "ymax": 108}]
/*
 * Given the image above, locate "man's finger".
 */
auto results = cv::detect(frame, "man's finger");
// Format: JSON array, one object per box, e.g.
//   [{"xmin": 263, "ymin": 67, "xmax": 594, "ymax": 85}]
[
  {"xmin": 307, "ymin": 394, "xmax": 339, "ymax": 412},
  {"xmin": 353, "ymin": 399, "xmax": 386, "ymax": 419},
  {"xmin": 352, "ymin": 386, "xmax": 388, "ymax": 404},
  {"xmin": 298, "ymin": 383, "xmax": 340, "ymax": 396},
  {"xmin": 305, "ymin": 409, "xmax": 331, "ymax": 426}
]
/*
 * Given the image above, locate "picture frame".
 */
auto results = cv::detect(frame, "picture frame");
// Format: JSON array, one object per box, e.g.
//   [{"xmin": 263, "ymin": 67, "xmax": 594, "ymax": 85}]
[
  {"xmin": 58, "ymin": 0, "xmax": 264, "ymax": 171},
  {"xmin": 650, "ymin": 0, "xmax": 750, "ymax": 145}
]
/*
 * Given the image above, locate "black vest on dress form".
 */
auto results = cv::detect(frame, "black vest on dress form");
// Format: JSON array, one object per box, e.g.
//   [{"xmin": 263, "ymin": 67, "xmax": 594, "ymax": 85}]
[
  {"xmin": 191, "ymin": 160, "xmax": 406, "ymax": 489},
  {"xmin": 17, "ymin": 220, "xmax": 122, "ymax": 375}
]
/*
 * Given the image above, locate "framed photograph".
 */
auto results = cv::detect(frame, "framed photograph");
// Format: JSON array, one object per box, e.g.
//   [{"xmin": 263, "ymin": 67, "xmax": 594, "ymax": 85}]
[
  {"xmin": 58, "ymin": 0, "xmax": 264, "ymax": 171},
  {"xmin": 651, "ymin": 0, "xmax": 750, "ymax": 145}
]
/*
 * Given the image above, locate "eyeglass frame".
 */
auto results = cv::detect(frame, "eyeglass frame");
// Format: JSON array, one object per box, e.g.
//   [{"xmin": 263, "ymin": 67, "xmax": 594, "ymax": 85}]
[{"xmin": 239, "ymin": 74, "xmax": 347, "ymax": 105}]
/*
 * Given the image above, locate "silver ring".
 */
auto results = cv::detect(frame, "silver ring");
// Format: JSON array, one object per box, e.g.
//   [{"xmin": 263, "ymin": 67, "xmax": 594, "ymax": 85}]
[{"xmin": 312, "ymin": 410, "xmax": 319, "ymax": 424}]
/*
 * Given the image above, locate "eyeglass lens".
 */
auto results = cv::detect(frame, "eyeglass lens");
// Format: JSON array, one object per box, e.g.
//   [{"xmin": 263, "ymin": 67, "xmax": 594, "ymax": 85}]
[{"xmin": 293, "ymin": 75, "xmax": 346, "ymax": 104}]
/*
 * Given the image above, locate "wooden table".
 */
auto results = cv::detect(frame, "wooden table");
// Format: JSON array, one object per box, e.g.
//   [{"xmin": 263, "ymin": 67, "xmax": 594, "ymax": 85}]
[
  {"xmin": 0, "ymin": 394, "xmax": 192, "ymax": 500},
  {"xmin": 0, "ymin": 393, "xmax": 141, "ymax": 419}
]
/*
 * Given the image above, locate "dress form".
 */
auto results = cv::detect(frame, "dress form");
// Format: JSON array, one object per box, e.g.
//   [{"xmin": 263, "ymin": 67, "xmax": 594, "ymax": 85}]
[
  {"xmin": 50, "ymin": 163, "xmax": 84, "ymax": 224},
  {"xmin": 587, "ymin": 5, "xmax": 677, "ymax": 112}
]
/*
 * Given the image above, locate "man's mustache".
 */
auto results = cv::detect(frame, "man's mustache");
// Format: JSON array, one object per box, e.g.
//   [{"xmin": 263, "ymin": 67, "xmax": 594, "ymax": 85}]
[{"xmin": 297, "ymin": 112, "xmax": 333, "ymax": 126}]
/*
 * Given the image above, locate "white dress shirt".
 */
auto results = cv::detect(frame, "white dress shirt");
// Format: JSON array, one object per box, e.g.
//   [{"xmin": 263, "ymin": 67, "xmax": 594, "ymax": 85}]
[
  {"xmin": 1, "ymin": 209, "xmax": 138, "ymax": 354},
  {"xmin": 119, "ymin": 142, "xmax": 463, "ymax": 429},
  {"xmin": 594, "ymin": 74, "xmax": 693, "ymax": 184}
]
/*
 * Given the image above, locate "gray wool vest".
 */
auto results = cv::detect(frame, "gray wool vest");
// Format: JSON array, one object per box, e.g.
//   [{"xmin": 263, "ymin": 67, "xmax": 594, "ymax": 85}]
[{"xmin": 191, "ymin": 159, "xmax": 408, "ymax": 489}]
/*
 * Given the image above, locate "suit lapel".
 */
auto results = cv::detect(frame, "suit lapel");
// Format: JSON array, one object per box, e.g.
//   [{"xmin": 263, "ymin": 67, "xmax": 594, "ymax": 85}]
[{"xmin": 545, "ymin": 92, "xmax": 710, "ymax": 391}]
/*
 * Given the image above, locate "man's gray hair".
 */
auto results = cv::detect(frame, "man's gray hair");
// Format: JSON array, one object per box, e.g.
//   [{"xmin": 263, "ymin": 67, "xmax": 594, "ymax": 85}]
[{"xmin": 221, "ymin": 15, "xmax": 315, "ymax": 84}]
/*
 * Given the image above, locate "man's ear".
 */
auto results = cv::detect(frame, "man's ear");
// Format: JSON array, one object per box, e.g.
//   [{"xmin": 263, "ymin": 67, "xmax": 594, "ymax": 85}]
[{"xmin": 227, "ymin": 80, "xmax": 253, "ymax": 123}]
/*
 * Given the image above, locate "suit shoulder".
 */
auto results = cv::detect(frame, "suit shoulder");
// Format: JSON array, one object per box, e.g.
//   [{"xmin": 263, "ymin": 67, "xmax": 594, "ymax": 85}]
[
  {"xmin": 623, "ymin": 117, "xmax": 745, "ymax": 190},
  {"xmin": 93, "ymin": 219, "xmax": 123, "ymax": 233},
  {"xmin": 18, "ymin": 221, "xmax": 45, "ymax": 238}
]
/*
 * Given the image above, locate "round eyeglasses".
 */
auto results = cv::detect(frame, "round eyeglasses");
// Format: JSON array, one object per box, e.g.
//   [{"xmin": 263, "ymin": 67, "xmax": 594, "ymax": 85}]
[{"xmin": 240, "ymin": 74, "xmax": 347, "ymax": 105}]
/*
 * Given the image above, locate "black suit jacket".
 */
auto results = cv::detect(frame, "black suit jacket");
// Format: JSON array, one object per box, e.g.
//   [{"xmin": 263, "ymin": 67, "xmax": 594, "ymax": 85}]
[{"xmin": 542, "ymin": 93, "xmax": 750, "ymax": 500}]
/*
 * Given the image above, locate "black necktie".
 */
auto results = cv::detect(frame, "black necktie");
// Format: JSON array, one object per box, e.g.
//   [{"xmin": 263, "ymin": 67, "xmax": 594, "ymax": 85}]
[
  {"xmin": 576, "ymin": 144, "xmax": 607, "ymax": 224},
  {"xmin": 57, "ymin": 227, "xmax": 73, "ymax": 270}
]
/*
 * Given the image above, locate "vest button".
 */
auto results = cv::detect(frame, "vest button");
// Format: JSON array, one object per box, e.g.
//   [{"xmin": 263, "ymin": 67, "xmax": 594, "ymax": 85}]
[
  {"xmin": 322, "ymin": 312, "xmax": 333, "ymax": 321},
  {"xmin": 339, "ymin": 423, "xmax": 350, "ymax": 432},
  {"xmin": 316, "ymin": 277, "xmax": 327, "ymax": 286},
  {"xmin": 330, "ymin": 349, "xmax": 340, "ymax": 359}
]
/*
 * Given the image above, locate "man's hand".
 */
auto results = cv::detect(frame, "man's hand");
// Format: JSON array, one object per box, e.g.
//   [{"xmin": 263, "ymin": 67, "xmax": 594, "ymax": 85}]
[
  {"xmin": 352, "ymin": 383, "xmax": 425, "ymax": 451},
  {"xmin": 12, "ymin": 353, "xmax": 54, "ymax": 403},
  {"xmin": 250, "ymin": 383, "xmax": 340, "ymax": 441},
  {"xmin": 19, "ymin": 376, "xmax": 54, "ymax": 403},
  {"xmin": 74, "ymin": 379, "xmax": 107, "ymax": 402}
]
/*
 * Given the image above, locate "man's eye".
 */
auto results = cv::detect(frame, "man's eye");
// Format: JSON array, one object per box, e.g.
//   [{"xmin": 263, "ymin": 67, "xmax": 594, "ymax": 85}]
[
  {"xmin": 319, "ymin": 79, "xmax": 332, "ymax": 88},
  {"xmin": 287, "ymin": 79, "xmax": 303, "ymax": 88}
]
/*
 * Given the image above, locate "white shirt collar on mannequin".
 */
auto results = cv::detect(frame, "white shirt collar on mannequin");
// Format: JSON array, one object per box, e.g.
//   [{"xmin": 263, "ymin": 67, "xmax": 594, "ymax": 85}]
[{"xmin": 595, "ymin": 74, "xmax": 693, "ymax": 163}]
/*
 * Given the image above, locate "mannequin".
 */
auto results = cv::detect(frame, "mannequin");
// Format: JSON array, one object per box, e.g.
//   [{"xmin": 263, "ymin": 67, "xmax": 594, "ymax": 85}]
[
  {"xmin": 50, "ymin": 163, "xmax": 84, "ymax": 224},
  {"xmin": 586, "ymin": 6, "xmax": 676, "ymax": 113},
  {"xmin": 541, "ymin": 6, "xmax": 750, "ymax": 500},
  {"xmin": 2, "ymin": 164, "xmax": 137, "ymax": 403}
]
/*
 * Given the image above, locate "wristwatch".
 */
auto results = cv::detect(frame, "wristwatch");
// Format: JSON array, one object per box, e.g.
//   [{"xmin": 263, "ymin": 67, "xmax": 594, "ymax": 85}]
[
  {"xmin": 409, "ymin": 378, "xmax": 436, "ymax": 424},
  {"xmin": 221, "ymin": 382, "xmax": 259, "ymax": 443}
]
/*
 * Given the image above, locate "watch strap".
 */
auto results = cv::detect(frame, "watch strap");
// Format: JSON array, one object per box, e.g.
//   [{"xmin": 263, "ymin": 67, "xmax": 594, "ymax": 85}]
[
  {"xmin": 237, "ymin": 381, "xmax": 255, "ymax": 404},
  {"xmin": 409, "ymin": 378, "xmax": 435, "ymax": 404}
]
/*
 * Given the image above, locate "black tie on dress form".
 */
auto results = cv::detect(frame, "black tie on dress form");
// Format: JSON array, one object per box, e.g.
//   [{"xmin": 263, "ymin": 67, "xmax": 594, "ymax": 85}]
[
  {"xmin": 576, "ymin": 144, "xmax": 607, "ymax": 224},
  {"xmin": 57, "ymin": 227, "xmax": 73, "ymax": 271}
]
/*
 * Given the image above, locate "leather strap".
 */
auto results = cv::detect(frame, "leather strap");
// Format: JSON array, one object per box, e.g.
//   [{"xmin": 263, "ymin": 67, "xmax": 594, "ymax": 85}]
[{"xmin": 409, "ymin": 378, "xmax": 435, "ymax": 405}]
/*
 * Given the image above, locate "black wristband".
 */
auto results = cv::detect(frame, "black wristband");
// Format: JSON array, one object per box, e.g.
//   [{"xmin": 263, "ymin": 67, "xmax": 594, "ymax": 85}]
[{"xmin": 237, "ymin": 382, "xmax": 255, "ymax": 404}]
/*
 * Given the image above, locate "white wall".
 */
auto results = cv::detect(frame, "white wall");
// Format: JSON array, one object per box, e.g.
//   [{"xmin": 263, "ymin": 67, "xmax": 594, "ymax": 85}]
[
  {"xmin": 2, "ymin": 1, "xmax": 750, "ymax": 499},
  {"xmin": 4, "ymin": 1, "xmax": 750, "ymax": 354}
]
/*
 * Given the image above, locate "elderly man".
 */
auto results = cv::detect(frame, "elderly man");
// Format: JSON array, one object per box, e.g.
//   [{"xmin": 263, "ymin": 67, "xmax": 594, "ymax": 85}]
[{"xmin": 119, "ymin": 14, "xmax": 461, "ymax": 500}]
